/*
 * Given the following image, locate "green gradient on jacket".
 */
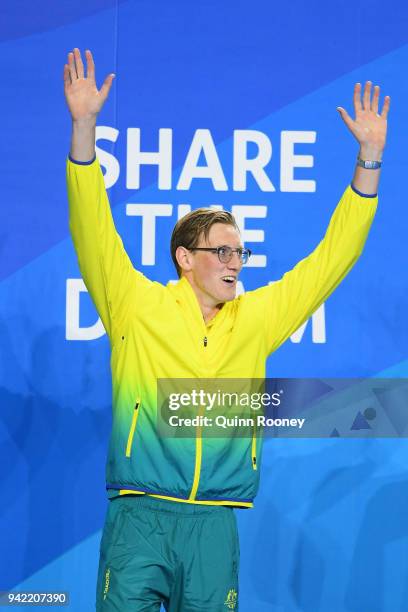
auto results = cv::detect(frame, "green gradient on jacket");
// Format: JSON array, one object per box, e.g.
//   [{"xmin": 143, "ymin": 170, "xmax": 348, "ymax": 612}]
[{"xmin": 67, "ymin": 157, "xmax": 377, "ymax": 506}]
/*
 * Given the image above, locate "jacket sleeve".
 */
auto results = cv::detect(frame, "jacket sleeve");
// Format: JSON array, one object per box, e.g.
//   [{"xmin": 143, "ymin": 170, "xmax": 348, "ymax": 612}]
[
  {"xmin": 250, "ymin": 185, "xmax": 378, "ymax": 356},
  {"xmin": 67, "ymin": 155, "xmax": 153, "ymax": 341}
]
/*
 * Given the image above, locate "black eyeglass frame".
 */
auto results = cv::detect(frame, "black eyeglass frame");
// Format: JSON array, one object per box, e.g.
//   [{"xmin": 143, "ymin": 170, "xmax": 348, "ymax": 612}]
[{"xmin": 188, "ymin": 245, "xmax": 252, "ymax": 265}]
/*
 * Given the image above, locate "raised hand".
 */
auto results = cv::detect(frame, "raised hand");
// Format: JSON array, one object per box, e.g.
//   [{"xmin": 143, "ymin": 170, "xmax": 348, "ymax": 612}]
[
  {"xmin": 64, "ymin": 48, "xmax": 115, "ymax": 121},
  {"xmin": 337, "ymin": 81, "xmax": 390, "ymax": 160}
]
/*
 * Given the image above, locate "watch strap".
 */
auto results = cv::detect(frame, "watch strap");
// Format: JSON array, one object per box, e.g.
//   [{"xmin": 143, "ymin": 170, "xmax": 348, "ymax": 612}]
[{"xmin": 357, "ymin": 157, "xmax": 382, "ymax": 170}]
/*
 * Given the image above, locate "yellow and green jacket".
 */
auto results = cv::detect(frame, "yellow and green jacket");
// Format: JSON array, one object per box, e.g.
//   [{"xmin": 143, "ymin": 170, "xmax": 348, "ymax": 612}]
[{"xmin": 67, "ymin": 155, "xmax": 377, "ymax": 508}]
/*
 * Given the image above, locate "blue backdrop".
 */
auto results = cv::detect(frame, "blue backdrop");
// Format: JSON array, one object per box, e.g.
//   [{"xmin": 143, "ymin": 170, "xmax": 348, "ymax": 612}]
[{"xmin": 1, "ymin": 1, "xmax": 408, "ymax": 610}]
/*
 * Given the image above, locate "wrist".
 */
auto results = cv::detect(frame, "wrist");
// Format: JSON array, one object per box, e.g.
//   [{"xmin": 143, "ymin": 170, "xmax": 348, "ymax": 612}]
[
  {"xmin": 358, "ymin": 146, "xmax": 383, "ymax": 162},
  {"xmin": 72, "ymin": 116, "xmax": 97, "ymax": 130}
]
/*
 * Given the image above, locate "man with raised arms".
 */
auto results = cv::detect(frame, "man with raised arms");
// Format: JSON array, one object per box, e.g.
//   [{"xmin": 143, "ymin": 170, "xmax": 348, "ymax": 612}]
[{"xmin": 64, "ymin": 48, "xmax": 389, "ymax": 611}]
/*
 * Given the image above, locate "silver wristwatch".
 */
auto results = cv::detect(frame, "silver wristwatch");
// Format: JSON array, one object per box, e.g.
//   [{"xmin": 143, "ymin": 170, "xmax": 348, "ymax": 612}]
[{"xmin": 357, "ymin": 157, "xmax": 382, "ymax": 170}]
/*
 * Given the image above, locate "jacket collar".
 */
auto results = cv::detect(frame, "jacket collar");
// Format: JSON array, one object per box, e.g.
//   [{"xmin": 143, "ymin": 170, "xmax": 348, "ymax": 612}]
[{"xmin": 167, "ymin": 276, "xmax": 228, "ymax": 331}]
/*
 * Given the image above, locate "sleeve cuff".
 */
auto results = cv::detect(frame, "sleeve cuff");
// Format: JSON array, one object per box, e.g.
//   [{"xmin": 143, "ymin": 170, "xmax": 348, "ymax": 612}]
[
  {"xmin": 350, "ymin": 183, "xmax": 377, "ymax": 198},
  {"xmin": 68, "ymin": 153, "xmax": 97, "ymax": 165}
]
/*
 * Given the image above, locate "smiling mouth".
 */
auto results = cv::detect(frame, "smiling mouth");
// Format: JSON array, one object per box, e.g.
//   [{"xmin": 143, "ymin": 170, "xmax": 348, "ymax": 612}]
[{"xmin": 221, "ymin": 276, "xmax": 237, "ymax": 284}]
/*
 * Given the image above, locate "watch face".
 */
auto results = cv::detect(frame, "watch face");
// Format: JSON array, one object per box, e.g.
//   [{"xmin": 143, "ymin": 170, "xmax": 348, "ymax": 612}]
[{"xmin": 358, "ymin": 159, "xmax": 381, "ymax": 169}]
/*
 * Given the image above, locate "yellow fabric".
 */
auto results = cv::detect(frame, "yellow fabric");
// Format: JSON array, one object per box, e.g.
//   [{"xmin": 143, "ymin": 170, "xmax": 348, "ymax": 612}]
[{"xmin": 67, "ymin": 156, "xmax": 377, "ymax": 506}]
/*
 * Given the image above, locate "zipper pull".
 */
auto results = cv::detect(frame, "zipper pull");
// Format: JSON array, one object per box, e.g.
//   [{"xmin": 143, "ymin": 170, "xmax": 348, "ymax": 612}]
[{"xmin": 203, "ymin": 336, "xmax": 208, "ymax": 348}]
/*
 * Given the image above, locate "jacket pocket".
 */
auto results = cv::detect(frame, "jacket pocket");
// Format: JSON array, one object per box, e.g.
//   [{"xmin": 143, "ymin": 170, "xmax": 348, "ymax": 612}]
[
  {"xmin": 251, "ymin": 425, "xmax": 257, "ymax": 470},
  {"xmin": 125, "ymin": 399, "xmax": 141, "ymax": 458}
]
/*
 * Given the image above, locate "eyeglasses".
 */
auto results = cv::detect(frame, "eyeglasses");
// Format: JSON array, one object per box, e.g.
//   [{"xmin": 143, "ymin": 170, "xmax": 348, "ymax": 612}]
[{"xmin": 188, "ymin": 245, "xmax": 252, "ymax": 265}]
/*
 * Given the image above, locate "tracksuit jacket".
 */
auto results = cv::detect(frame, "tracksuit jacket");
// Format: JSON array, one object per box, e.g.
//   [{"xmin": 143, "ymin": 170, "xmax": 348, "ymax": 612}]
[{"xmin": 67, "ymin": 155, "xmax": 377, "ymax": 508}]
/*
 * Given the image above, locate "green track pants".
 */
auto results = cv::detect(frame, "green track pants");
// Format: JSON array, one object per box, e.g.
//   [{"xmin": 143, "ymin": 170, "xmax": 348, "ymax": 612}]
[{"xmin": 96, "ymin": 494, "xmax": 240, "ymax": 611}]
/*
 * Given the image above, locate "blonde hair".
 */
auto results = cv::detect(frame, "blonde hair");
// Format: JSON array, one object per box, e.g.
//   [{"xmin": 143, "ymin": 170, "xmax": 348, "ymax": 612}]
[{"xmin": 170, "ymin": 208, "xmax": 239, "ymax": 277}]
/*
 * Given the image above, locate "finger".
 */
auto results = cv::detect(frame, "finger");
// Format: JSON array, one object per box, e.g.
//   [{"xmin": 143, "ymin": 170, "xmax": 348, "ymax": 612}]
[
  {"xmin": 73, "ymin": 48, "xmax": 84, "ymax": 79},
  {"xmin": 63, "ymin": 64, "xmax": 72, "ymax": 89},
  {"xmin": 353, "ymin": 82, "xmax": 362, "ymax": 115},
  {"xmin": 68, "ymin": 51, "xmax": 77, "ymax": 81},
  {"xmin": 337, "ymin": 106, "xmax": 354, "ymax": 131},
  {"xmin": 100, "ymin": 73, "xmax": 115, "ymax": 101},
  {"xmin": 85, "ymin": 49, "xmax": 95, "ymax": 82},
  {"xmin": 363, "ymin": 81, "xmax": 372, "ymax": 111},
  {"xmin": 381, "ymin": 95, "xmax": 391, "ymax": 119},
  {"xmin": 371, "ymin": 85, "xmax": 380, "ymax": 114}
]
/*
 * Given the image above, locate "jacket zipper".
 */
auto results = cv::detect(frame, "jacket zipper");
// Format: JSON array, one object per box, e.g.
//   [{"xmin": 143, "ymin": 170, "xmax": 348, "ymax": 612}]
[
  {"xmin": 251, "ymin": 426, "xmax": 257, "ymax": 470},
  {"xmin": 125, "ymin": 399, "xmax": 141, "ymax": 457},
  {"xmin": 189, "ymin": 401, "xmax": 205, "ymax": 500},
  {"xmin": 189, "ymin": 336, "xmax": 208, "ymax": 500}
]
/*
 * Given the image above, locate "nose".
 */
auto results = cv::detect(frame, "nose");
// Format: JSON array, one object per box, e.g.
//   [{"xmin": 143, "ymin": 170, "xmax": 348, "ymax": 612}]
[{"xmin": 227, "ymin": 252, "xmax": 242, "ymax": 270}]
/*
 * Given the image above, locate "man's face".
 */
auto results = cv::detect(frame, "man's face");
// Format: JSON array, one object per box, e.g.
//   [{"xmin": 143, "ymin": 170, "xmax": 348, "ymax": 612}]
[{"xmin": 187, "ymin": 223, "xmax": 244, "ymax": 307}]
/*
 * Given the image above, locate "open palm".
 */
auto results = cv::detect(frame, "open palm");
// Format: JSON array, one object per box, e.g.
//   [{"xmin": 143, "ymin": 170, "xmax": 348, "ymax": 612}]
[
  {"xmin": 337, "ymin": 82, "xmax": 390, "ymax": 155},
  {"xmin": 63, "ymin": 48, "xmax": 114, "ymax": 121}
]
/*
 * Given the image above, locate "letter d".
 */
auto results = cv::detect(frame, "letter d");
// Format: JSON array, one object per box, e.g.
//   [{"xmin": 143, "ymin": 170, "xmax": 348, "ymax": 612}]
[{"xmin": 66, "ymin": 279, "xmax": 105, "ymax": 340}]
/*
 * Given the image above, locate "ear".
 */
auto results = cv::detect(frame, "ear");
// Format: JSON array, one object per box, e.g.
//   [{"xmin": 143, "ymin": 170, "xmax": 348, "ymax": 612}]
[{"xmin": 175, "ymin": 246, "xmax": 194, "ymax": 273}]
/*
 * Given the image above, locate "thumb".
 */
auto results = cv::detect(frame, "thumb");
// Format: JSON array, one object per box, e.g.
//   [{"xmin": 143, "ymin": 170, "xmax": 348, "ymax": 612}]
[
  {"xmin": 100, "ymin": 73, "xmax": 115, "ymax": 101},
  {"xmin": 337, "ymin": 106, "xmax": 354, "ymax": 131}
]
